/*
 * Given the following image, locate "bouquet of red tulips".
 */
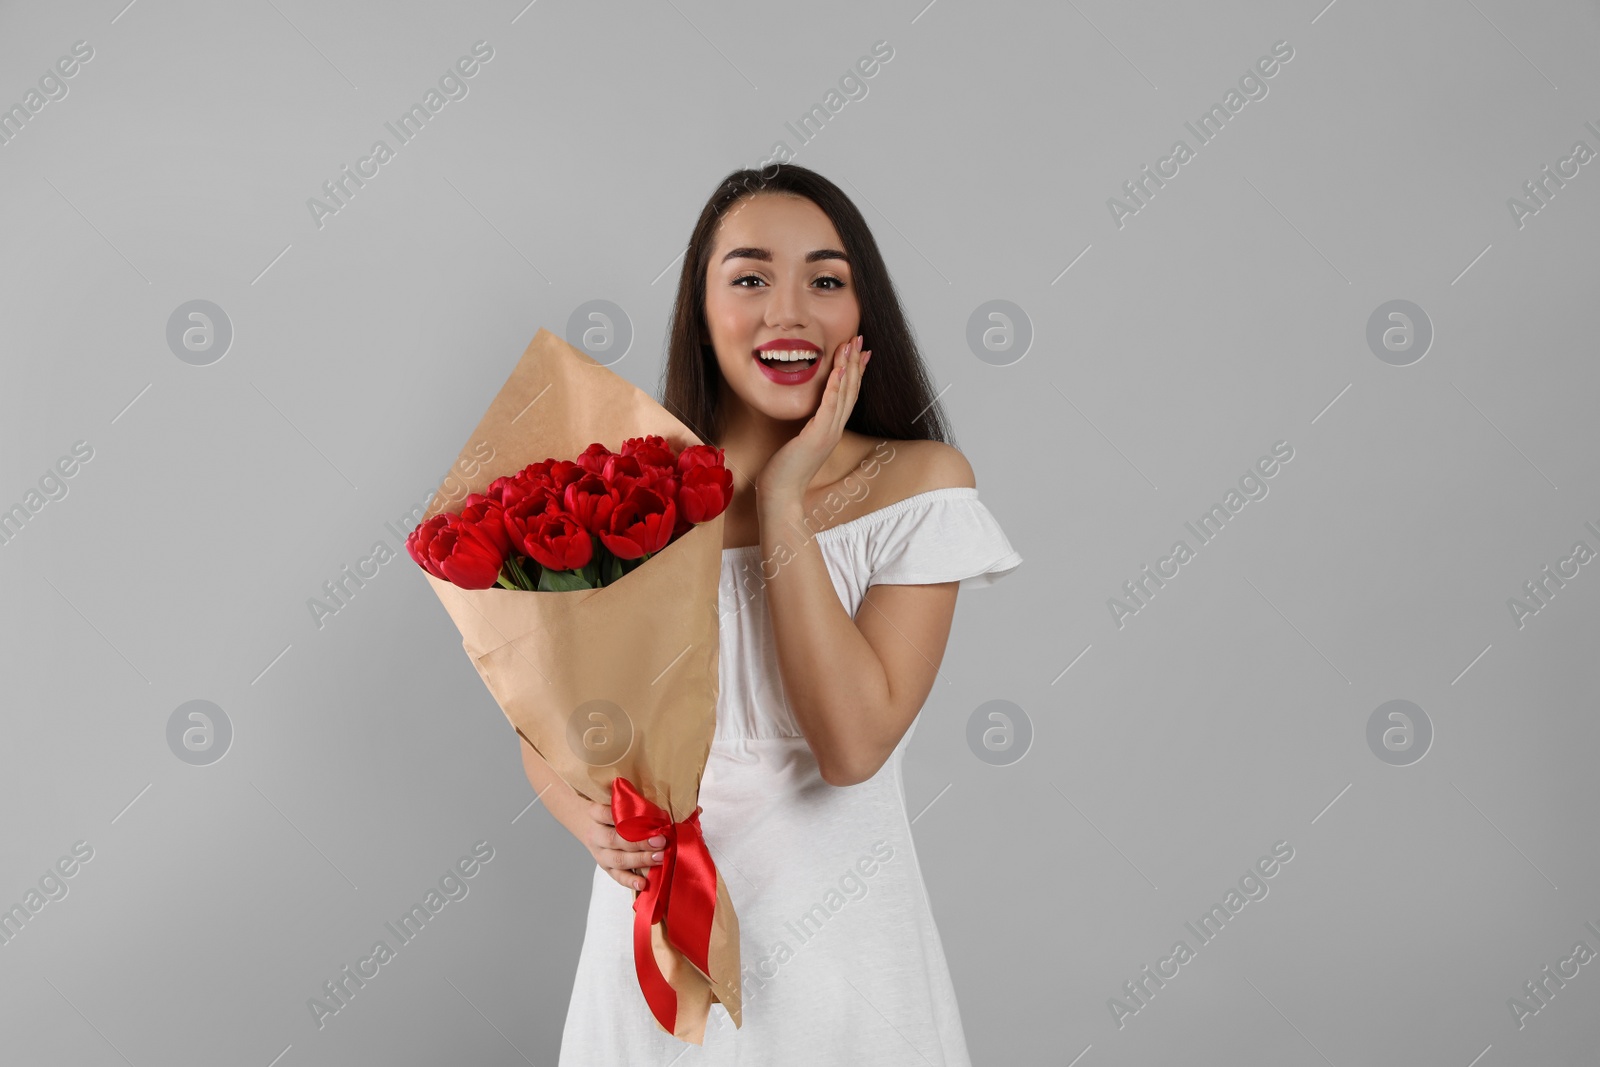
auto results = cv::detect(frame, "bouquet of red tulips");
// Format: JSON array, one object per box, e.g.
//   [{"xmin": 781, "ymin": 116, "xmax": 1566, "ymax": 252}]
[
  {"xmin": 407, "ymin": 329, "xmax": 743, "ymax": 1044},
  {"xmin": 406, "ymin": 437, "xmax": 733, "ymax": 593}
]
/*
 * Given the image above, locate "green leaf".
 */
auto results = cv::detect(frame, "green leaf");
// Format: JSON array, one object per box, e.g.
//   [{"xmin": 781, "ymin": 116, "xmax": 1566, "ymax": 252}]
[
  {"xmin": 505, "ymin": 555, "xmax": 535, "ymax": 590},
  {"xmin": 538, "ymin": 568, "xmax": 594, "ymax": 592}
]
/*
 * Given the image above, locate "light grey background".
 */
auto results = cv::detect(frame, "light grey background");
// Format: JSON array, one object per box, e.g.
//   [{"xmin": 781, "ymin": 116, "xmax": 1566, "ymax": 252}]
[{"xmin": 3, "ymin": 1, "xmax": 1598, "ymax": 1064}]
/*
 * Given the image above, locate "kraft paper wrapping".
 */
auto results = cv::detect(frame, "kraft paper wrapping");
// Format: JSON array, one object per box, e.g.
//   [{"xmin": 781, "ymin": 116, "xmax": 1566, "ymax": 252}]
[{"xmin": 417, "ymin": 328, "xmax": 742, "ymax": 1042}]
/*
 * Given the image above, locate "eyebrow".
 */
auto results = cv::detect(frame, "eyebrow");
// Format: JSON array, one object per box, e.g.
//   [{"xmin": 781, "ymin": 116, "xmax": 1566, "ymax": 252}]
[{"xmin": 719, "ymin": 247, "xmax": 849, "ymax": 266}]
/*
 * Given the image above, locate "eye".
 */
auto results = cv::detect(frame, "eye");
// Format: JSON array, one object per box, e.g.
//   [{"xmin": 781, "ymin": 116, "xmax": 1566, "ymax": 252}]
[{"xmin": 731, "ymin": 273, "xmax": 847, "ymax": 289}]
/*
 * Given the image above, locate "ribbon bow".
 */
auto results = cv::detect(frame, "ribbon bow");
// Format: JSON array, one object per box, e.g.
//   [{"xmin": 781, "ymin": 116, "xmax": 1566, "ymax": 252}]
[{"xmin": 610, "ymin": 775, "xmax": 718, "ymax": 1034}]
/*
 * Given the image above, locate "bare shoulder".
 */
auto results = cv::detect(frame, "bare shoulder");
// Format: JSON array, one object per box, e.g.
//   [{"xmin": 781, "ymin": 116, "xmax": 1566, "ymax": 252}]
[
  {"xmin": 816, "ymin": 435, "xmax": 976, "ymax": 533},
  {"xmin": 913, "ymin": 439, "xmax": 976, "ymax": 492},
  {"xmin": 875, "ymin": 438, "xmax": 976, "ymax": 503}
]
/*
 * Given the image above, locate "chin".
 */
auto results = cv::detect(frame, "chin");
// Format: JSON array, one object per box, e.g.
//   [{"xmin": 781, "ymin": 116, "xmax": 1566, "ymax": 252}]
[
  {"xmin": 718, "ymin": 362, "xmax": 826, "ymax": 423},
  {"xmin": 754, "ymin": 398, "xmax": 819, "ymax": 424}
]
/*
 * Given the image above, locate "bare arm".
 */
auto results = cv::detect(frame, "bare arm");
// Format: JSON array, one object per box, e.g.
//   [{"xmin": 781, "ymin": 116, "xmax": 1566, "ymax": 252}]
[
  {"xmin": 758, "ymin": 446, "xmax": 976, "ymax": 786},
  {"xmin": 518, "ymin": 735, "xmax": 594, "ymax": 847},
  {"xmin": 519, "ymin": 734, "xmax": 665, "ymax": 891}
]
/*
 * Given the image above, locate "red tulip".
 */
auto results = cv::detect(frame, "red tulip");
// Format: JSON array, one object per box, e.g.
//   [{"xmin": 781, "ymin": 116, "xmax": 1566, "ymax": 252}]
[
  {"xmin": 598, "ymin": 486, "xmax": 676, "ymax": 559},
  {"xmin": 501, "ymin": 495, "xmax": 555, "ymax": 558},
  {"xmin": 458, "ymin": 492, "xmax": 511, "ymax": 557},
  {"xmin": 637, "ymin": 467, "xmax": 679, "ymax": 508},
  {"xmin": 406, "ymin": 514, "xmax": 451, "ymax": 580},
  {"xmin": 514, "ymin": 509, "xmax": 594, "ymax": 572},
  {"xmin": 407, "ymin": 513, "xmax": 506, "ymax": 589},
  {"xmin": 677, "ymin": 464, "xmax": 733, "ymax": 525},
  {"xmin": 621, "ymin": 435, "xmax": 677, "ymax": 470},
  {"xmin": 485, "ymin": 471, "xmax": 528, "ymax": 509},
  {"xmin": 675, "ymin": 444, "xmax": 724, "ymax": 474},
  {"xmin": 575, "ymin": 442, "xmax": 616, "ymax": 475},
  {"xmin": 561, "ymin": 473, "xmax": 620, "ymax": 535},
  {"xmin": 588, "ymin": 452, "xmax": 644, "ymax": 499}
]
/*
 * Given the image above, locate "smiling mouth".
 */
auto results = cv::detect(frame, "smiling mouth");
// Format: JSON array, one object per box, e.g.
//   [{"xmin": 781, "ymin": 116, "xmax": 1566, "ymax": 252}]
[{"xmin": 753, "ymin": 349, "xmax": 821, "ymax": 370}]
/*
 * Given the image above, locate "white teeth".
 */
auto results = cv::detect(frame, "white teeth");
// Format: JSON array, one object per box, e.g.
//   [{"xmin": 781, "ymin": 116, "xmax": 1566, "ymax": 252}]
[{"xmin": 756, "ymin": 349, "xmax": 818, "ymax": 362}]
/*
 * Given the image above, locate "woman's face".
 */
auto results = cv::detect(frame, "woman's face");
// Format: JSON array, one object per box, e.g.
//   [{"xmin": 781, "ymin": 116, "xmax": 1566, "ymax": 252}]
[{"xmin": 702, "ymin": 193, "xmax": 860, "ymax": 426}]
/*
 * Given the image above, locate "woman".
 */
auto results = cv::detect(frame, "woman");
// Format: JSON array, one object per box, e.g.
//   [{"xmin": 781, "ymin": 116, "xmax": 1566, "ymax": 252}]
[{"xmin": 530, "ymin": 164, "xmax": 1023, "ymax": 1065}]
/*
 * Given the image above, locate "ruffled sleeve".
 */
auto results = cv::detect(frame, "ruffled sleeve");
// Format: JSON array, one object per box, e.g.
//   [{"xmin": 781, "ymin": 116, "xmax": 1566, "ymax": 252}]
[{"xmin": 865, "ymin": 487, "xmax": 1024, "ymax": 589}]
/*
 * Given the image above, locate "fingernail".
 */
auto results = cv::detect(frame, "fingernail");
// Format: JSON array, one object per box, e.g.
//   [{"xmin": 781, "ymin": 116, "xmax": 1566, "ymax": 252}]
[
  {"xmin": 862, "ymin": 351, "xmax": 871, "ymax": 367},
  {"xmin": 651, "ymin": 851, "xmax": 664, "ymax": 862},
  {"xmin": 649, "ymin": 835, "xmax": 666, "ymax": 847}
]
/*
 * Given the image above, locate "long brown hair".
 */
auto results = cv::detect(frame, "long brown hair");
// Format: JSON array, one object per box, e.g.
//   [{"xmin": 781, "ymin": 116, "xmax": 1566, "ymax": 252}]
[{"xmin": 659, "ymin": 164, "xmax": 954, "ymax": 449}]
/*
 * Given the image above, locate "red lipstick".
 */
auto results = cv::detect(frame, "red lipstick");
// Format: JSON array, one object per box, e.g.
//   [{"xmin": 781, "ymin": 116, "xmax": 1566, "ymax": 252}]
[{"xmin": 752, "ymin": 338, "xmax": 823, "ymax": 385}]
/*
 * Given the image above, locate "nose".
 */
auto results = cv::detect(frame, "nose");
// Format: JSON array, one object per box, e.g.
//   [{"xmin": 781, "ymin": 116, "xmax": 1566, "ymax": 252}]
[{"xmin": 764, "ymin": 275, "xmax": 806, "ymax": 329}]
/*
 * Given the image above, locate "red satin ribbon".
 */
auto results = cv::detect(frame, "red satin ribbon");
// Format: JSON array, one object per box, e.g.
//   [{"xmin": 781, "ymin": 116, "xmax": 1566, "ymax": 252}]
[{"xmin": 610, "ymin": 775, "xmax": 718, "ymax": 1034}]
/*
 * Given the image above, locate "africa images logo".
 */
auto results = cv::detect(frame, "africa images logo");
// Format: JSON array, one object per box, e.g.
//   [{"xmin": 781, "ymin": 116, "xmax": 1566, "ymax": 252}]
[
  {"xmin": 1106, "ymin": 40, "xmax": 1295, "ymax": 229},
  {"xmin": 306, "ymin": 41, "xmax": 495, "ymax": 230}
]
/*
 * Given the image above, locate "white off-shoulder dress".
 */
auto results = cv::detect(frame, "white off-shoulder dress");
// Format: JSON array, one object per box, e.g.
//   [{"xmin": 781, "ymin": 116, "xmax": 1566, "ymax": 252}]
[{"xmin": 558, "ymin": 487, "xmax": 1023, "ymax": 1066}]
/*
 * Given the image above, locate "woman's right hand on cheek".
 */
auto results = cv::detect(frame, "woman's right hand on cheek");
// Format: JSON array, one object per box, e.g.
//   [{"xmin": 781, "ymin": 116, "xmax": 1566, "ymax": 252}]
[{"xmin": 585, "ymin": 799, "xmax": 665, "ymax": 892}]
